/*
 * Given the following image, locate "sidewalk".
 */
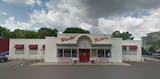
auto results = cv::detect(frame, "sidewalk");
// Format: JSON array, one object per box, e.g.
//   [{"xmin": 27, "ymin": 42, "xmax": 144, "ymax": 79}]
[{"xmin": 31, "ymin": 62, "xmax": 131, "ymax": 66}]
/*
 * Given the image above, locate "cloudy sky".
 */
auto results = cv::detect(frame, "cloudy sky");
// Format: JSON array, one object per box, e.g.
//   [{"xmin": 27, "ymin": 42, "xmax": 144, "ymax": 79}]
[{"xmin": 0, "ymin": 0, "xmax": 160, "ymax": 39}]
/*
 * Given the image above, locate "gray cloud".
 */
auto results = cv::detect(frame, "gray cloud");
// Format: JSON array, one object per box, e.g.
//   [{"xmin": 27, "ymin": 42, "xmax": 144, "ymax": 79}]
[
  {"xmin": 78, "ymin": 0, "xmax": 160, "ymax": 17},
  {"xmin": 67, "ymin": 0, "xmax": 160, "ymax": 25}
]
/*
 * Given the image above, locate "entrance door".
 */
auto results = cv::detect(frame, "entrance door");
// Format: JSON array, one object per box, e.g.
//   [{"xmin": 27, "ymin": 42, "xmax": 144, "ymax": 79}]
[{"xmin": 79, "ymin": 49, "xmax": 90, "ymax": 62}]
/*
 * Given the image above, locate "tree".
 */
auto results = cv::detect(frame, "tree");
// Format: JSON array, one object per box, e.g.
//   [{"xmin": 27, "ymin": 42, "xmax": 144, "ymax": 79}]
[
  {"xmin": 0, "ymin": 26, "xmax": 59, "ymax": 38},
  {"xmin": 11, "ymin": 29, "xmax": 38, "ymax": 38},
  {"xmin": 38, "ymin": 27, "xmax": 58, "ymax": 38},
  {"xmin": 63, "ymin": 27, "xmax": 90, "ymax": 34},
  {"xmin": 24, "ymin": 30, "xmax": 38, "ymax": 38},
  {"xmin": 0, "ymin": 26, "xmax": 11, "ymax": 38},
  {"xmin": 148, "ymin": 46, "xmax": 156, "ymax": 52},
  {"xmin": 111, "ymin": 31, "xmax": 121, "ymax": 38},
  {"xmin": 111, "ymin": 31, "xmax": 134, "ymax": 40}
]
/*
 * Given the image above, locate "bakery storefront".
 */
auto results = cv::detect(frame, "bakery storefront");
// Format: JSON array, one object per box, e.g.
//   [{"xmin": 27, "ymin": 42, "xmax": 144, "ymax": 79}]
[
  {"xmin": 57, "ymin": 35, "xmax": 111, "ymax": 63},
  {"xmin": 45, "ymin": 34, "xmax": 124, "ymax": 63}
]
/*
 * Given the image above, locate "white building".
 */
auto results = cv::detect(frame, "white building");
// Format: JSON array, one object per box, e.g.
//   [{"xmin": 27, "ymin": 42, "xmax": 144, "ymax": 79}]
[
  {"xmin": 9, "ymin": 34, "xmax": 143, "ymax": 63},
  {"xmin": 9, "ymin": 39, "xmax": 45, "ymax": 60}
]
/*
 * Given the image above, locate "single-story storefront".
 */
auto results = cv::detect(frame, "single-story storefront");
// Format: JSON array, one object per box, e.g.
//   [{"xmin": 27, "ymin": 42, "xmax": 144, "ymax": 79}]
[{"xmin": 9, "ymin": 34, "xmax": 143, "ymax": 63}]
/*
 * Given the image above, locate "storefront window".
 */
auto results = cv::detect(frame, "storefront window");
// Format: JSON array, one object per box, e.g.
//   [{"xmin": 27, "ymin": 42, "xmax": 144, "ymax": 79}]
[
  {"xmin": 98, "ymin": 49, "xmax": 105, "ymax": 57},
  {"xmin": 97, "ymin": 49, "xmax": 111, "ymax": 57},
  {"xmin": 64, "ymin": 49, "xmax": 71, "ymax": 57},
  {"xmin": 72, "ymin": 49, "xmax": 77, "ymax": 57},
  {"xmin": 58, "ymin": 49, "xmax": 63, "ymax": 57},
  {"xmin": 105, "ymin": 49, "xmax": 111, "ymax": 57},
  {"xmin": 91, "ymin": 49, "xmax": 97, "ymax": 57}
]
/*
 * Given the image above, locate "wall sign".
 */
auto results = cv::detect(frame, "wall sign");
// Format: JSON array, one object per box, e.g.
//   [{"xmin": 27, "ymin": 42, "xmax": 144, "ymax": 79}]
[
  {"xmin": 60, "ymin": 35, "xmax": 76, "ymax": 42},
  {"xmin": 94, "ymin": 37, "xmax": 109, "ymax": 42}
]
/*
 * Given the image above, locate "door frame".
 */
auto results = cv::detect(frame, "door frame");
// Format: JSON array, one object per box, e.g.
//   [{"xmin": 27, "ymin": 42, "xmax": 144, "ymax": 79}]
[{"xmin": 79, "ymin": 49, "xmax": 90, "ymax": 62}]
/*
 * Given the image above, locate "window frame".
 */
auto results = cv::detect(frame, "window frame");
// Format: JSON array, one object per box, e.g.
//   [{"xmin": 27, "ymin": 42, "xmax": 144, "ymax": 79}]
[
  {"xmin": 15, "ymin": 48, "xmax": 24, "ymax": 54},
  {"xmin": 29, "ymin": 48, "xmax": 38, "ymax": 54},
  {"xmin": 71, "ymin": 49, "xmax": 78, "ymax": 58},
  {"xmin": 63, "ymin": 49, "xmax": 71, "ymax": 57}
]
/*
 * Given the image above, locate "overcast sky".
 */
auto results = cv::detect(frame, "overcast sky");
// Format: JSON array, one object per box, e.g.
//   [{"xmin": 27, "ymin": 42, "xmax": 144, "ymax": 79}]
[{"xmin": 0, "ymin": 0, "xmax": 160, "ymax": 39}]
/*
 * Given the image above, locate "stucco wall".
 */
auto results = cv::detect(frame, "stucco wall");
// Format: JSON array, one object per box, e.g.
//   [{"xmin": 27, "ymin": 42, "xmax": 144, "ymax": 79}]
[
  {"xmin": 111, "ymin": 38, "xmax": 122, "ymax": 63},
  {"xmin": 45, "ymin": 37, "xmax": 58, "ymax": 62},
  {"xmin": 9, "ymin": 39, "xmax": 45, "ymax": 60}
]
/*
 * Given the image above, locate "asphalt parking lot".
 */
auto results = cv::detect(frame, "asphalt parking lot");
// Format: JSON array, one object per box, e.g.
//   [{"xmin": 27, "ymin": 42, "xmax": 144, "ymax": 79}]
[{"xmin": 0, "ymin": 57, "xmax": 160, "ymax": 79}]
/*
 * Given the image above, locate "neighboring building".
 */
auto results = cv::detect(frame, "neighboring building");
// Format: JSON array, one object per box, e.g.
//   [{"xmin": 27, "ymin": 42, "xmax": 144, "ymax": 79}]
[
  {"xmin": 9, "ymin": 34, "xmax": 143, "ymax": 63},
  {"xmin": 142, "ymin": 31, "xmax": 160, "ymax": 52},
  {"xmin": 0, "ymin": 38, "xmax": 9, "ymax": 57},
  {"xmin": 122, "ymin": 40, "xmax": 142, "ymax": 61},
  {"xmin": 9, "ymin": 39, "xmax": 45, "ymax": 60}
]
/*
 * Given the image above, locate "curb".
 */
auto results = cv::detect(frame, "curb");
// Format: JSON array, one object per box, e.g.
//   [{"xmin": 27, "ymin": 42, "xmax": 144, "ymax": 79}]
[{"xmin": 31, "ymin": 62, "xmax": 131, "ymax": 66}]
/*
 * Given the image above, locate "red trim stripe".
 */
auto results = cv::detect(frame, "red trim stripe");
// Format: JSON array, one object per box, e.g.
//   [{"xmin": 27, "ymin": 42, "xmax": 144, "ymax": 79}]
[{"xmin": 29, "ymin": 45, "xmax": 38, "ymax": 49}]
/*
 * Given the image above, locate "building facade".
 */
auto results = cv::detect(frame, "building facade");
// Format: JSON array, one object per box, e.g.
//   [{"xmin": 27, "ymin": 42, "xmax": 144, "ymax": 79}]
[
  {"xmin": 9, "ymin": 39, "xmax": 45, "ymax": 60},
  {"xmin": 142, "ymin": 31, "xmax": 160, "ymax": 52},
  {"xmin": 9, "ymin": 34, "xmax": 143, "ymax": 63}
]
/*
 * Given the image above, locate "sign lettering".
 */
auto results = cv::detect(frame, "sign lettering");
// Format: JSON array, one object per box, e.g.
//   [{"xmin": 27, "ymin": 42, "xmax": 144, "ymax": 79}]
[
  {"xmin": 61, "ymin": 35, "xmax": 76, "ymax": 42},
  {"xmin": 94, "ymin": 37, "xmax": 109, "ymax": 42}
]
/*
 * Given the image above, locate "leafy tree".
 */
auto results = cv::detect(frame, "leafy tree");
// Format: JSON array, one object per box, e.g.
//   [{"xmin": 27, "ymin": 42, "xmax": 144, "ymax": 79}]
[
  {"xmin": 11, "ymin": 29, "xmax": 25, "ymax": 38},
  {"xmin": 0, "ymin": 26, "xmax": 58, "ymax": 38},
  {"xmin": 121, "ymin": 32, "xmax": 133, "ymax": 40},
  {"xmin": 11, "ymin": 29, "xmax": 38, "ymax": 38},
  {"xmin": 38, "ymin": 27, "xmax": 58, "ymax": 38},
  {"xmin": 111, "ymin": 31, "xmax": 134, "ymax": 40},
  {"xmin": 0, "ymin": 26, "xmax": 11, "ymax": 38},
  {"xmin": 111, "ymin": 31, "xmax": 121, "ymax": 38},
  {"xmin": 24, "ymin": 30, "xmax": 38, "ymax": 38},
  {"xmin": 63, "ymin": 27, "xmax": 90, "ymax": 34},
  {"xmin": 148, "ymin": 46, "xmax": 156, "ymax": 52}
]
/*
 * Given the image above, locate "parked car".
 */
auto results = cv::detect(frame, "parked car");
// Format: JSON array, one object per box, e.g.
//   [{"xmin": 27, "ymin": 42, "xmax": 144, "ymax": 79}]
[
  {"xmin": 143, "ymin": 52, "xmax": 152, "ymax": 55},
  {"xmin": 0, "ymin": 56, "xmax": 8, "ymax": 62},
  {"xmin": 154, "ymin": 54, "xmax": 160, "ymax": 59}
]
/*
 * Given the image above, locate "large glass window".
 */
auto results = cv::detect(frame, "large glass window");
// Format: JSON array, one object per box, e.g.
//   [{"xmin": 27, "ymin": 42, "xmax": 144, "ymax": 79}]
[
  {"xmin": 64, "ymin": 49, "xmax": 71, "ymax": 57},
  {"xmin": 58, "ymin": 49, "xmax": 63, "ymax": 57},
  {"xmin": 105, "ymin": 49, "xmax": 111, "ymax": 57},
  {"xmin": 91, "ymin": 49, "xmax": 97, "ymax": 57},
  {"xmin": 72, "ymin": 49, "xmax": 77, "ymax": 57},
  {"xmin": 98, "ymin": 49, "xmax": 105, "ymax": 57},
  {"xmin": 97, "ymin": 49, "xmax": 111, "ymax": 57},
  {"xmin": 57, "ymin": 49, "xmax": 78, "ymax": 58}
]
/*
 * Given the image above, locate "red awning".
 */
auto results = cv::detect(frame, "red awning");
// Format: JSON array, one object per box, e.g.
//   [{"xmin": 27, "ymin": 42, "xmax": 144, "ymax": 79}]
[
  {"xmin": 15, "ymin": 45, "xmax": 24, "ymax": 49},
  {"xmin": 122, "ymin": 45, "xmax": 127, "ymax": 48},
  {"xmin": 129, "ymin": 45, "xmax": 137, "ymax": 49},
  {"xmin": 29, "ymin": 45, "xmax": 38, "ymax": 49},
  {"xmin": 42, "ymin": 45, "xmax": 45, "ymax": 49}
]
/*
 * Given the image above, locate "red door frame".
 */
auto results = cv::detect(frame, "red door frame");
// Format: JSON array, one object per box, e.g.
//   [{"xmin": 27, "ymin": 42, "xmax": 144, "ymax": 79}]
[{"xmin": 79, "ymin": 49, "xmax": 90, "ymax": 62}]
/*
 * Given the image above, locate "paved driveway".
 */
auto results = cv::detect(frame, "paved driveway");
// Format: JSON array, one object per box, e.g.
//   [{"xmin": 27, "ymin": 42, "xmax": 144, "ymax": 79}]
[{"xmin": 0, "ymin": 58, "xmax": 160, "ymax": 79}]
